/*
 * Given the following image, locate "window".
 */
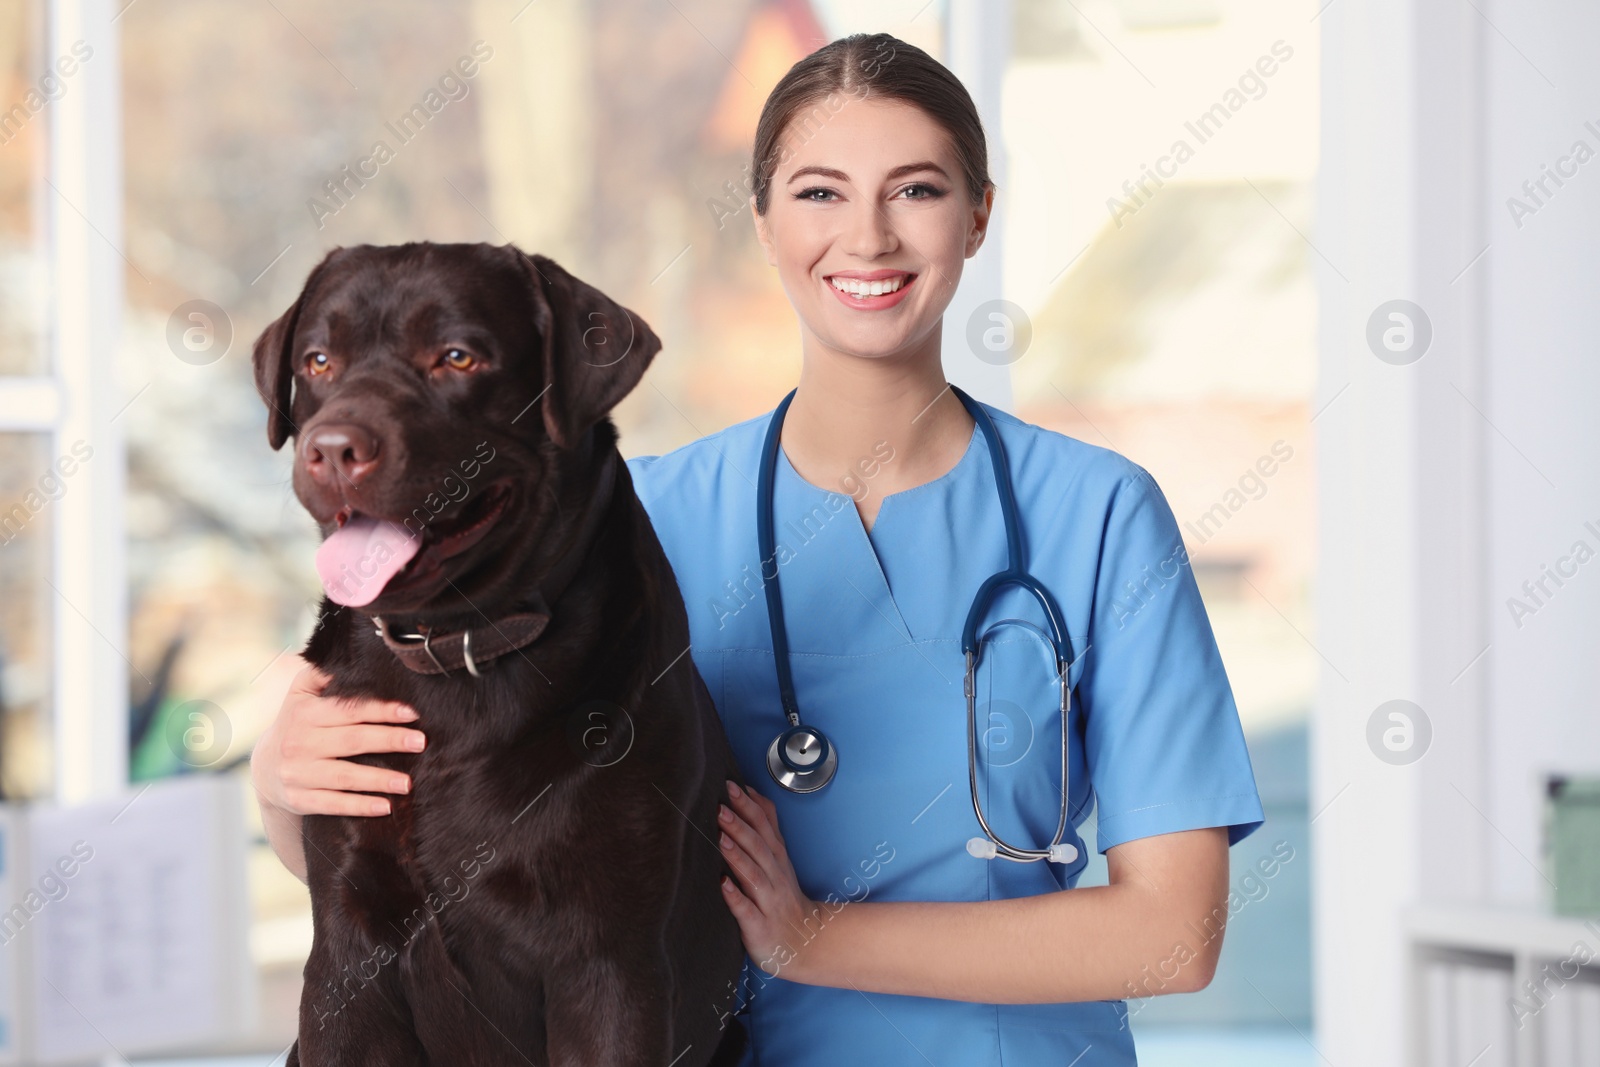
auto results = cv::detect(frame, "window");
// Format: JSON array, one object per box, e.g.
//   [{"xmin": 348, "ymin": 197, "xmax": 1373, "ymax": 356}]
[
  {"xmin": 0, "ymin": 0, "xmax": 56, "ymax": 799},
  {"xmin": 1003, "ymin": 0, "xmax": 1318, "ymax": 1029}
]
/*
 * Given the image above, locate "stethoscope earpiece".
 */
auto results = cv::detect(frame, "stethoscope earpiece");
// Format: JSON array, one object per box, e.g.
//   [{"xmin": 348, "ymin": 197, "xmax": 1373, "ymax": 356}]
[{"xmin": 966, "ymin": 837, "xmax": 1078, "ymax": 864}]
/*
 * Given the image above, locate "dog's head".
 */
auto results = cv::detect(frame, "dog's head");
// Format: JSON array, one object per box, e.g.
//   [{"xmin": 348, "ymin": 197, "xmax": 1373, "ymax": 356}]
[{"xmin": 251, "ymin": 242, "xmax": 660, "ymax": 617}]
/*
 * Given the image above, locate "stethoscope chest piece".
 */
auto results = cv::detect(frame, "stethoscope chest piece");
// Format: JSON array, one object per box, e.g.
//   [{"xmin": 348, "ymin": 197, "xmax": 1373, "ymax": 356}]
[{"xmin": 766, "ymin": 724, "xmax": 837, "ymax": 793}]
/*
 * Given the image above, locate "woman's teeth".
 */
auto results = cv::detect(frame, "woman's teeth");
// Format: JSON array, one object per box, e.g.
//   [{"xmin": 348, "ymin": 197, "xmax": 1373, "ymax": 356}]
[{"xmin": 829, "ymin": 274, "xmax": 910, "ymax": 298}]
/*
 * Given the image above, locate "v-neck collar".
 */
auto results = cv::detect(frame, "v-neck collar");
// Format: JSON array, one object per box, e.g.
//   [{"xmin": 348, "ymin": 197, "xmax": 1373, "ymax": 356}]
[
  {"xmin": 863, "ymin": 417, "xmax": 982, "ymax": 540},
  {"xmin": 771, "ymin": 415, "xmax": 988, "ymax": 645},
  {"xmin": 775, "ymin": 416, "xmax": 983, "ymax": 520}
]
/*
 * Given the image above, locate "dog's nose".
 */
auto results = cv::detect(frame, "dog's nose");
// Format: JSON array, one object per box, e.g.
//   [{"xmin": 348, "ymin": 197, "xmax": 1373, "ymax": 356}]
[{"xmin": 303, "ymin": 423, "xmax": 381, "ymax": 487}]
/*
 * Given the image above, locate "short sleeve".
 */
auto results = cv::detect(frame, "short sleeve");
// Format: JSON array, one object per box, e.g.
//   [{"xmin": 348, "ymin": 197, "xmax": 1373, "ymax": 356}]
[{"xmin": 1080, "ymin": 466, "xmax": 1265, "ymax": 853}]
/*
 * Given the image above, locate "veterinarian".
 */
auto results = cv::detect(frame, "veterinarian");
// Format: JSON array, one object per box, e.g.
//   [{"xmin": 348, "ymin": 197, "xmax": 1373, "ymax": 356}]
[{"xmin": 252, "ymin": 31, "xmax": 1264, "ymax": 1067}]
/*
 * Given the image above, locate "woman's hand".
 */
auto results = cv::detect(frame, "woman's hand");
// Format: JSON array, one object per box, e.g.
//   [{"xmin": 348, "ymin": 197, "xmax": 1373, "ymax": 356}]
[
  {"xmin": 718, "ymin": 779, "xmax": 833, "ymax": 983},
  {"xmin": 252, "ymin": 660, "xmax": 426, "ymax": 883},
  {"xmin": 251, "ymin": 660, "xmax": 425, "ymax": 818}
]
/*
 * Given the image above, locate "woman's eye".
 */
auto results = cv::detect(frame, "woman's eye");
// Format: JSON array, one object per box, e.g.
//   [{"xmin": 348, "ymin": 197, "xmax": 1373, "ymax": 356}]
[
  {"xmin": 442, "ymin": 348, "xmax": 476, "ymax": 371},
  {"xmin": 305, "ymin": 352, "xmax": 331, "ymax": 376},
  {"xmin": 899, "ymin": 182, "xmax": 944, "ymax": 200},
  {"xmin": 795, "ymin": 187, "xmax": 836, "ymax": 202}
]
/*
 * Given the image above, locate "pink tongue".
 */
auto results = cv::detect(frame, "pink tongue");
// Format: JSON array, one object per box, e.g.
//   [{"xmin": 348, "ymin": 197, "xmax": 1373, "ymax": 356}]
[{"xmin": 315, "ymin": 516, "xmax": 423, "ymax": 607}]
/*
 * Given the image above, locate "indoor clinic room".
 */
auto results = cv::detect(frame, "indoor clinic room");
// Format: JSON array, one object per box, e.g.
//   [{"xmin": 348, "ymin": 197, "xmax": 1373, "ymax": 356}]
[{"xmin": 0, "ymin": 0, "xmax": 1595, "ymax": 1064}]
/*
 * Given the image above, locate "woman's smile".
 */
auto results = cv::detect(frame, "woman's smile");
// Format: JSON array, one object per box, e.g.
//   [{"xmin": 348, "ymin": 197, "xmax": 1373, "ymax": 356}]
[{"xmin": 823, "ymin": 268, "xmax": 919, "ymax": 310}]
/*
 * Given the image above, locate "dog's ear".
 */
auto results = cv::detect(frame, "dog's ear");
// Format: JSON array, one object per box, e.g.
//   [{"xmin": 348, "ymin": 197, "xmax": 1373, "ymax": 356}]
[
  {"xmin": 251, "ymin": 248, "xmax": 344, "ymax": 451},
  {"xmin": 516, "ymin": 249, "xmax": 662, "ymax": 451}
]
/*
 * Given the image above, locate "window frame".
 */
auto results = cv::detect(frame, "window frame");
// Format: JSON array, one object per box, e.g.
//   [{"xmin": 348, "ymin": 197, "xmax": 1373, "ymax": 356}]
[{"xmin": 0, "ymin": 0, "xmax": 127, "ymax": 803}]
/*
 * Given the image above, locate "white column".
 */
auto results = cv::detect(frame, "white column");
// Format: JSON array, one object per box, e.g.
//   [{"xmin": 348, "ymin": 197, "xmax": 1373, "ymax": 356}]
[
  {"xmin": 49, "ymin": 0, "xmax": 126, "ymax": 802},
  {"xmin": 1409, "ymin": 0, "xmax": 1489, "ymax": 909},
  {"xmin": 1315, "ymin": 0, "xmax": 1490, "ymax": 1062}
]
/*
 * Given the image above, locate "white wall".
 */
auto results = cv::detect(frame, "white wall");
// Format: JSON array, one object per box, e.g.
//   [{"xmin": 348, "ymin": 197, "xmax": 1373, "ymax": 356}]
[
  {"xmin": 1317, "ymin": 0, "xmax": 1600, "ymax": 1062},
  {"xmin": 1481, "ymin": 0, "xmax": 1600, "ymax": 905}
]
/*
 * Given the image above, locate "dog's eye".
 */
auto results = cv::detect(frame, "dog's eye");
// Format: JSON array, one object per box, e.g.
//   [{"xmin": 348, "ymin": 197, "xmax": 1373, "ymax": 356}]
[
  {"xmin": 442, "ymin": 349, "xmax": 476, "ymax": 371},
  {"xmin": 305, "ymin": 352, "xmax": 331, "ymax": 376}
]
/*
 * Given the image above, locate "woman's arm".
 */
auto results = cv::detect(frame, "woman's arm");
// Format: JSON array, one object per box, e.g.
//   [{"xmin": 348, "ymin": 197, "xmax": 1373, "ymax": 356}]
[
  {"xmin": 258, "ymin": 797, "xmax": 309, "ymax": 883},
  {"xmin": 250, "ymin": 661, "xmax": 427, "ymax": 885},
  {"xmin": 717, "ymin": 781, "xmax": 1231, "ymax": 1004}
]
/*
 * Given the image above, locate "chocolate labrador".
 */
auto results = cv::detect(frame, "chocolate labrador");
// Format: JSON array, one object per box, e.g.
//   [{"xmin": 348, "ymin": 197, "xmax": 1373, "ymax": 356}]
[{"xmin": 251, "ymin": 242, "xmax": 749, "ymax": 1066}]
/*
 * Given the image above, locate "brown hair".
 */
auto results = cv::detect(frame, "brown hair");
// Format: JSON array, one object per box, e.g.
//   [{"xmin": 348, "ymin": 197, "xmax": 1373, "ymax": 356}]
[{"xmin": 750, "ymin": 32, "xmax": 993, "ymax": 215}]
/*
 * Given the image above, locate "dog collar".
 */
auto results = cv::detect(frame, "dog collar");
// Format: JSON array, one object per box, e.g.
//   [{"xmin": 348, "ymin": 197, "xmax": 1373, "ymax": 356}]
[{"xmin": 370, "ymin": 448, "xmax": 619, "ymax": 678}]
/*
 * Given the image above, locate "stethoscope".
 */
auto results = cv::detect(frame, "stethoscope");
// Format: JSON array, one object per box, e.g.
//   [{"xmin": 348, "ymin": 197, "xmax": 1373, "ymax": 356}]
[{"xmin": 755, "ymin": 384, "xmax": 1080, "ymax": 864}]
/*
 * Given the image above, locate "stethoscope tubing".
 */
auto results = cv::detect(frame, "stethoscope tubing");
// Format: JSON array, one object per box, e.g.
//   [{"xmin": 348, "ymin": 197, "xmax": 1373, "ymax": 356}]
[
  {"xmin": 756, "ymin": 384, "xmax": 1080, "ymax": 863},
  {"xmin": 756, "ymin": 387, "xmax": 803, "ymax": 729}
]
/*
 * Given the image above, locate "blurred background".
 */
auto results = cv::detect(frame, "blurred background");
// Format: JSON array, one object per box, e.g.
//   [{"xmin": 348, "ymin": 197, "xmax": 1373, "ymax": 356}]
[{"xmin": 0, "ymin": 0, "xmax": 1594, "ymax": 1064}]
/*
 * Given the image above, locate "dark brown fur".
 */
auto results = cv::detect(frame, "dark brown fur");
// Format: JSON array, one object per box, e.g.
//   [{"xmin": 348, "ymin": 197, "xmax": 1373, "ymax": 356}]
[{"xmin": 252, "ymin": 242, "xmax": 748, "ymax": 1066}]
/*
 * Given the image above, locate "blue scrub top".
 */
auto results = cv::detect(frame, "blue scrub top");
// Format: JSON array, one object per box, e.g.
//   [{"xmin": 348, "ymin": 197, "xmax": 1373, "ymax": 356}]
[{"xmin": 626, "ymin": 396, "xmax": 1264, "ymax": 1067}]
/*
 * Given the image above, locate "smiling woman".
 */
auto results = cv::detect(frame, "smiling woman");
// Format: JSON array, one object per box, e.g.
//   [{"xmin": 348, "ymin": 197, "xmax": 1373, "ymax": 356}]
[{"xmin": 613, "ymin": 31, "xmax": 1264, "ymax": 1067}]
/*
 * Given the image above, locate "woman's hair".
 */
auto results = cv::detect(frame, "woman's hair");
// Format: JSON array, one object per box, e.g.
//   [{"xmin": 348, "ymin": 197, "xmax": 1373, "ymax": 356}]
[{"xmin": 750, "ymin": 32, "xmax": 992, "ymax": 215}]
